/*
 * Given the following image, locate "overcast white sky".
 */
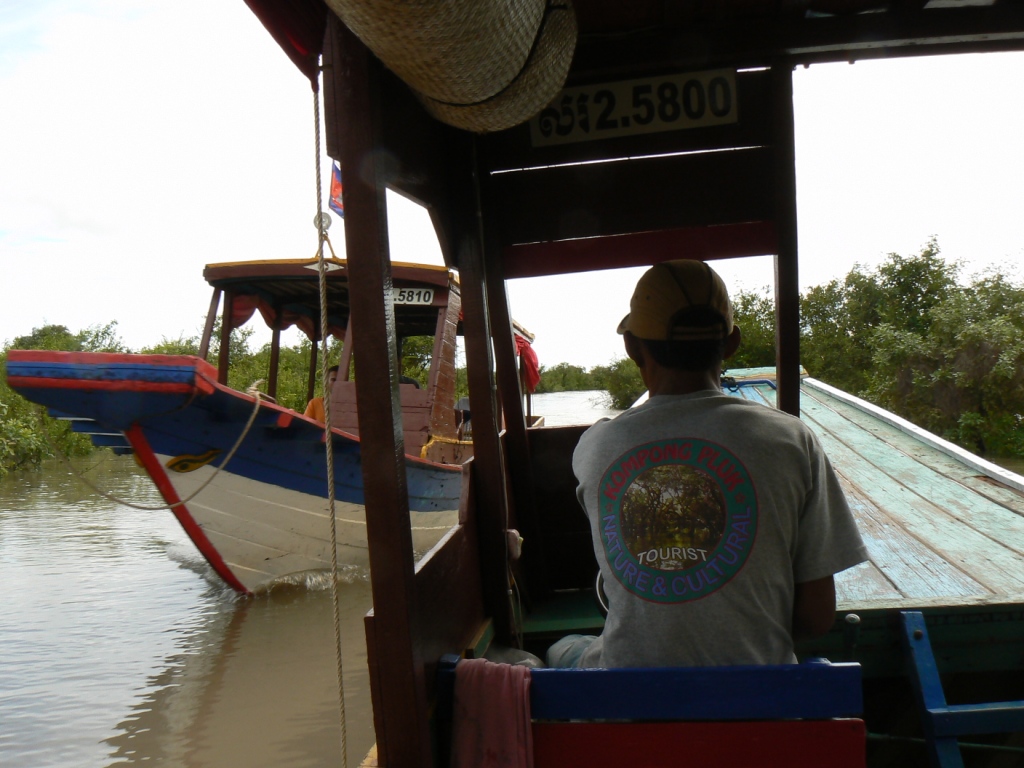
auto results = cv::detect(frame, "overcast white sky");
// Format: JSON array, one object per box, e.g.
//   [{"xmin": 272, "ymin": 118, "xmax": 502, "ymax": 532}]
[{"xmin": 2, "ymin": 1, "xmax": 1022, "ymax": 370}]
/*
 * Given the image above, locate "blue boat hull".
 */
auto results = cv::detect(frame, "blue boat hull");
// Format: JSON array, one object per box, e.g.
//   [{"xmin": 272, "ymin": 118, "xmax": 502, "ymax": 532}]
[{"xmin": 7, "ymin": 351, "xmax": 463, "ymax": 593}]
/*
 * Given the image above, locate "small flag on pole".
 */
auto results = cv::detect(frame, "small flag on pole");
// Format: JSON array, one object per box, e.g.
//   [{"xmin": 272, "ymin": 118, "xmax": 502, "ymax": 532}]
[{"xmin": 329, "ymin": 162, "xmax": 344, "ymax": 218}]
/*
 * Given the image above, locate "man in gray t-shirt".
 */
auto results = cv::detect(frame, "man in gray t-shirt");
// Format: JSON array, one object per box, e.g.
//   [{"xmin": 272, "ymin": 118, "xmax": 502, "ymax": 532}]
[{"xmin": 548, "ymin": 260, "xmax": 867, "ymax": 669}]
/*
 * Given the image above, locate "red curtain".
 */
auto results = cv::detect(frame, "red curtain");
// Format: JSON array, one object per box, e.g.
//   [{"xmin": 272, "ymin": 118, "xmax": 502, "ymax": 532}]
[{"xmin": 514, "ymin": 333, "xmax": 541, "ymax": 393}]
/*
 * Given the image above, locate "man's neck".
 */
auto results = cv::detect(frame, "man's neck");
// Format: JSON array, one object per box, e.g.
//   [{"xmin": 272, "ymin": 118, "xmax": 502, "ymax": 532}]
[{"xmin": 646, "ymin": 367, "xmax": 721, "ymax": 397}]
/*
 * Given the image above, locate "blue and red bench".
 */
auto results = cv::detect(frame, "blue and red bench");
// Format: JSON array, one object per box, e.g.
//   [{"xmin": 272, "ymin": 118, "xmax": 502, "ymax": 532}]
[{"xmin": 438, "ymin": 655, "xmax": 865, "ymax": 767}]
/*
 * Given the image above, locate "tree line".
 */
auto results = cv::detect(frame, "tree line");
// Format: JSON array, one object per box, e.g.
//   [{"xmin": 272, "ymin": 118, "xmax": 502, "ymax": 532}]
[
  {"xmin": 537, "ymin": 240, "xmax": 1024, "ymax": 458},
  {"xmin": 3, "ymin": 239, "xmax": 1022, "ymax": 477}
]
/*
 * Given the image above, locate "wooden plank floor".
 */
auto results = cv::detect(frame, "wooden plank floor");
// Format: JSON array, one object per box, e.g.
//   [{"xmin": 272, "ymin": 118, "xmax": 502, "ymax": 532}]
[{"xmin": 735, "ymin": 377, "xmax": 1024, "ymax": 611}]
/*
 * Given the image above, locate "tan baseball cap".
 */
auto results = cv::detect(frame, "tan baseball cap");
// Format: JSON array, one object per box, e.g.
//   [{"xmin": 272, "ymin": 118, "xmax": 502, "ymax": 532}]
[{"xmin": 617, "ymin": 260, "xmax": 734, "ymax": 341}]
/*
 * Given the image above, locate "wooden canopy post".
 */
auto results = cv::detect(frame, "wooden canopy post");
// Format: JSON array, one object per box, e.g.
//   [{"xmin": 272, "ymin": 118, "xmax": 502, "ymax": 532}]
[
  {"xmin": 428, "ymin": 308, "xmax": 446, "ymax": 392},
  {"xmin": 481, "ymin": 207, "xmax": 546, "ymax": 599},
  {"xmin": 339, "ymin": 316, "xmax": 354, "ymax": 380},
  {"xmin": 325, "ymin": 17, "xmax": 432, "ymax": 767},
  {"xmin": 772, "ymin": 63, "xmax": 801, "ymax": 417},
  {"xmin": 453, "ymin": 161, "xmax": 516, "ymax": 642},
  {"xmin": 306, "ymin": 329, "xmax": 319, "ymax": 404},
  {"xmin": 198, "ymin": 287, "xmax": 220, "ymax": 361},
  {"xmin": 267, "ymin": 320, "xmax": 281, "ymax": 400},
  {"xmin": 217, "ymin": 290, "xmax": 233, "ymax": 385}
]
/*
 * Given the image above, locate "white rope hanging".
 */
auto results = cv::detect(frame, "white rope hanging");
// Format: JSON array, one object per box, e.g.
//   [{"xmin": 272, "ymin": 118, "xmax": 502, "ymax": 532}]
[{"xmin": 312, "ymin": 78, "xmax": 350, "ymax": 768}]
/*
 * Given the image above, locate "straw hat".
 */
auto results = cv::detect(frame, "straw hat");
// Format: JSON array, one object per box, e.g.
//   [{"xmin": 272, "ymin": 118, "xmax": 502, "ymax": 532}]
[{"xmin": 324, "ymin": 0, "xmax": 578, "ymax": 133}]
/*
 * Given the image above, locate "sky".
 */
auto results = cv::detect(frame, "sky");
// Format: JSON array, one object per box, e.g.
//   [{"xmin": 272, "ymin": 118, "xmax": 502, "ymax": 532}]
[{"xmin": 2, "ymin": 1, "xmax": 1022, "ymax": 371}]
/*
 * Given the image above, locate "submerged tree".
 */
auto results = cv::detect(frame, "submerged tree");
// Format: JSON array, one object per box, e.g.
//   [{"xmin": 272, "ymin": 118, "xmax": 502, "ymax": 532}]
[
  {"xmin": 799, "ymin": 239, "xmax": 960, "ymax": 397},
  {"xmin": 535, "ymin": 362, "xmax": 591, "ymax": 393},
  {"xmin": 728, "ymin": 288, "xmax": 776, "ymax": 370},
  {"xmin": 595, "ymin": 358, "xmax": 646, "ymax": 410},
  {"xmin": 1, "ymin": 323, "xmax": 126, "ymax": 476},
  {"xmin": 868, "ymin": 269, "xmax": 1024, "ymax": 455}
]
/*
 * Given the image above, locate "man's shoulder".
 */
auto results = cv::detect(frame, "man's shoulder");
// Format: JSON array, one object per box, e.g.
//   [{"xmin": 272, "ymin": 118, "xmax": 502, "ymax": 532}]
[
  {"xmin": 723, "ymin": 396, "xmax": 817, "ymax": 440},
  {"xmin": 633, "ymin": 391, "xmax": 801, "ymax": 420},
  {"xmin": 581, "ymin": 392, "xmax": 813, "ymax": 447}
]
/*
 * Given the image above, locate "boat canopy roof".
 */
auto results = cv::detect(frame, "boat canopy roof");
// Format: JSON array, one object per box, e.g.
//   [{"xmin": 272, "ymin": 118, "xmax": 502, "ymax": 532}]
[
  {"xmin": 247, "ymin": 0, "xmax": 1024, "ymax": 100},
  {"xmin": 204, "ymin": 257, "xmax": 456, "ymax": 341}
]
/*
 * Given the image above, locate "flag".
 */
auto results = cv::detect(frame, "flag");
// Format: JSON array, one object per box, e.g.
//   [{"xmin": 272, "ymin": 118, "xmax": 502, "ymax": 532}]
[{"xmin": 329, "ymin": 162, "xmax": 344, "ymax": 218}]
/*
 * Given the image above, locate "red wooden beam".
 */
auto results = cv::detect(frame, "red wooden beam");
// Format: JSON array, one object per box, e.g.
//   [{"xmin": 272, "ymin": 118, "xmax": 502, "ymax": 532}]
[{"xmin": 502, "ymin": 221, "xmax": 777, "ymax": 279}]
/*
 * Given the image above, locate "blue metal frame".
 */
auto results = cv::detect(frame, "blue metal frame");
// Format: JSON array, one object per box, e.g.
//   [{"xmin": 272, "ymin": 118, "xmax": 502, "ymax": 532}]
[{"xmin": 900, "ymin": 610, "xmax": 1024, "ymax": 768}]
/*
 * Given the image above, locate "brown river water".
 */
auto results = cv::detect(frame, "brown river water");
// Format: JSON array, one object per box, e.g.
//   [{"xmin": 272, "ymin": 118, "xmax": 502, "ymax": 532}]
[
  {"xmin": 0, "ymin": 391, "xmax": 619, "ymax": 768},
  {"xmin": 0, "ymin": 454, "xmax": 375, "ymax": 767}
]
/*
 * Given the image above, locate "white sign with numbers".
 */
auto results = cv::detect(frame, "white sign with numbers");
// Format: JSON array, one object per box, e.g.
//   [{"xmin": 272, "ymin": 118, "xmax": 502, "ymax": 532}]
[
  {"xmin": 530, "ymin": 69, "xmax": 737, "ymax": 147},
  {"xmin": 393, "ymin": 288, "xmax": 434, "ymax": 305}
]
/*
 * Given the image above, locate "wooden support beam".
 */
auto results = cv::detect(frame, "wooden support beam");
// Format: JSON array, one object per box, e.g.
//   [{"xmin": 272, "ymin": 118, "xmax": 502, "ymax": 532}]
[
  {"xmin": 481, "ymin": 201, "xmax": 547, "ymax": 599},
  {"xmin": 198, "ymin": 287, "xmax": 220, "ymax": 361},
  {"xmin": 428, "ymin": 308, "xmax": 445, "ymax": 393},
  {"xmin": 218, "ymin": 290, "xmax": 233, "ymax": 385},
  {"xmin": 771, "ymin": 64, "xmax": 801, "ymax": 417},
  {"xmin": 326, "ymin": 17, "xmax": 432, "ymax": 767},
  {"xmin": 453, "ymin": 144, "xmax": 515, "ymax": 643},
  {"xmin": 267, "ymin": 322, "xmax": 281, "ymax": 400},
  {"xmin": 339, "ymin": 316, "xmax": 354, "ymax": 381},
  {"xmin": 306, "ymin": 332, "xmax": 318, "ymax": 405},
  {"xmin": 502, "ymin": 221, "xmax": 777, "ymax": 280}
]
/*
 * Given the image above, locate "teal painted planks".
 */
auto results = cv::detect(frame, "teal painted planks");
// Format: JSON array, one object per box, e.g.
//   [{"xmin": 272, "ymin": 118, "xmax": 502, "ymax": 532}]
[
  {"xmin": 799, "ymin": 389, "xmax": 1024, "ymax": 596},
  {"xmin": 802, "ymin": 387, "xmax": 1024, "ymax": 560}
]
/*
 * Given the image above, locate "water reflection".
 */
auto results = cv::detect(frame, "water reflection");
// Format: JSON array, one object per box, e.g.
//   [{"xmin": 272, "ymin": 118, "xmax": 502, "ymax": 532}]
[
  {"xmin": 104, "ymin": 576, "xmax": 374, "ymax": 768},
  {"xmin": 534, "ymin": 389, "xmax": 621, "ymax": 426},
  {"xmin": 0, "ymin": 456, "xmax": 374, "ymax": 768}
]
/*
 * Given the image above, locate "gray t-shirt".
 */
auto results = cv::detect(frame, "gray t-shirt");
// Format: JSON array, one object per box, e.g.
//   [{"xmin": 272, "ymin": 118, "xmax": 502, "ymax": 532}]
[{"xmin": 573, "ymin": 389, "xmax": 867, "ymax": 668}]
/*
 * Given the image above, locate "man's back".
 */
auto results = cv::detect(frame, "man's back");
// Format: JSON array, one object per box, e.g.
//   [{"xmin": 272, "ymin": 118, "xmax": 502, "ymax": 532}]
[{"xmin": 572, "ymin": 390, "xmax": 865, "ymax": 668}]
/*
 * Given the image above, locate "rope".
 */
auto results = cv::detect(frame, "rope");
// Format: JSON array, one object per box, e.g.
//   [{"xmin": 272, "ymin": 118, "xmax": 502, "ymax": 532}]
[
  {"xmin": 313, "ymin": 81, "xmax": 349, "ymax": 768},
  {"xmin": 417, "ymin": 434, "xmax": 472, "ymax": 459},
  {"xmin": 37, "ymin": 381, "xmax": 265, "ymax": 512}
]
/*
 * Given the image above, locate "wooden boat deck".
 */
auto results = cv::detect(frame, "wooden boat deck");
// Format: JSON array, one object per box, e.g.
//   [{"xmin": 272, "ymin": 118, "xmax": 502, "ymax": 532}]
[{"xmin": 732, "ymin": 376, "xmax": 1024, "ymax": 613}]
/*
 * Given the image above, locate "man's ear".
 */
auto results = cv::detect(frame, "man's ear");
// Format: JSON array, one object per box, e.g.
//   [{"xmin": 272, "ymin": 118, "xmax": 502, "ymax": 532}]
[
  {"xmin": 623, "ymin": 331, "xmax": 644, "ymax": 366},
  {"xmin": 723, "ymin": 326, "xmax": 742, "ymax": 360}
]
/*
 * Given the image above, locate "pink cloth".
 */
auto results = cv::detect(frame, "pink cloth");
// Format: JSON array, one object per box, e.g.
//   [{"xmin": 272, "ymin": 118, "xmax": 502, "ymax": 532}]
[{"xmin": 451, "ymin": 658, "xmax": 533, "ymax": 768}]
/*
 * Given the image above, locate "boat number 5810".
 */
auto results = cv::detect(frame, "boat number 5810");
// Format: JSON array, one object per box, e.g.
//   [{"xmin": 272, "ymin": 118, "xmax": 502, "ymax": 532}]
[{"xmin": 394, "ymin": 288, "xmax": 434, "ymax": 305}]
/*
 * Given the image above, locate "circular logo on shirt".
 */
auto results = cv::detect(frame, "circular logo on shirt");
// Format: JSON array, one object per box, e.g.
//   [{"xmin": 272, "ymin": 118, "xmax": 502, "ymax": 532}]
[{"xmin": 597, "ymin": 438, "xmax": 757, "ymax": 603}]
